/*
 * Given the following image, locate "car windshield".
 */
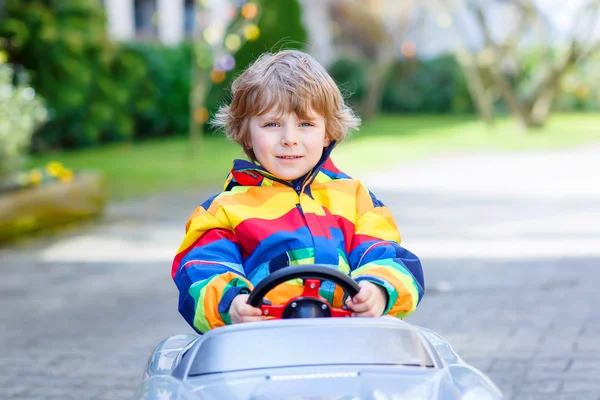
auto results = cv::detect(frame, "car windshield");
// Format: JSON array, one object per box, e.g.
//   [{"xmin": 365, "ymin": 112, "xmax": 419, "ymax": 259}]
[{"xmin": 185, "ymin": 319, "xmax": 436, "ymax": 376}]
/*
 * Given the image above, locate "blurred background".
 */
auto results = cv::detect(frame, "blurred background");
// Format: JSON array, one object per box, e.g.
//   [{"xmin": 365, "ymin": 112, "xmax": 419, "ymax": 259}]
[
  {"xmin": 1, "ymin": 1, "xmax": 600, "ymax": 399},
  {"xmin": 1, "ymin": 0, "xmax": 599, "ymax": 216}
]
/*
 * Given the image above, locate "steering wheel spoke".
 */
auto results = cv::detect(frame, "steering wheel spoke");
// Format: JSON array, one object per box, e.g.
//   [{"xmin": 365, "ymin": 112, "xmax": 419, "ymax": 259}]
[
  {"xmin": 301, "ymin": 279, "xmax": 321, "ymax": 298},
  {"xmin": 330, "ymin": 307, "xmax": 352, "ymax": 318},
  {"xmin": 260, "ymin": 304, "xmax": 285, "ymax": 318}
]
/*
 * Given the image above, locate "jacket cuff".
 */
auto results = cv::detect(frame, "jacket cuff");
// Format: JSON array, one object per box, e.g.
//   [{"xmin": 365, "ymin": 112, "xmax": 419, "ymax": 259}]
[
  {"xmin": 218, "ymin": 284, "xmax": 251, "ymax": 325},
  {"xmin": 353, "ymin": 275, "xmax": 397, "ymax": 316}
]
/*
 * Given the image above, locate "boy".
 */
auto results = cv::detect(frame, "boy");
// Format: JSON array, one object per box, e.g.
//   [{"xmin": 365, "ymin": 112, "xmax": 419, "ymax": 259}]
[{"xmin": 172, "ymin": 50, "xmax": 424, "ymax": 334}]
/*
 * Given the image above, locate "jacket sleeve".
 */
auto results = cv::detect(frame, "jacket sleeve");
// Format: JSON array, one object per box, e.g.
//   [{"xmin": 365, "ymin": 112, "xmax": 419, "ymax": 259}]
[
  {"xmin": 171, "ymin": 200, "xmax": 252, "ymax": 334},
  {"xmin": 348, "ymin": 183, "xmax": 424, "ymax": 318}
]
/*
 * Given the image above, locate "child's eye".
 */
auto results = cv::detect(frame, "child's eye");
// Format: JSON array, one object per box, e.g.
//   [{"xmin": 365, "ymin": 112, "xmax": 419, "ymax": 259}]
[
  {"xmin": 300, "ymin": 122, "xmax": 315, "ymax": 127},
  {"xmin": 263, "ymin": 122, "xmax": 279, "ymax": 128}
]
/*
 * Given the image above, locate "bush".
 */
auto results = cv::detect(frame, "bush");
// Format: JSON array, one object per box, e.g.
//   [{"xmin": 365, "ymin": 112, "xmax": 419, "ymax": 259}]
[
  {"xmin": 328, "ymin": 57, "xmax": 368, "ymax": 109},
  {"xmin": 0, "ymin": 0, "xmax": 308, "ymax": 148},
  {"xmin": 0, "ymin": 63, "xmax": 47, "ymax": 186},
  {"xmin": 125, "ymin": 42, "xmax": 193, "ymax": 139},
  {"xmin": 328, "ymin": 55, "xmax": 473, "ymax": 115},
  {"xmin": 381, "ymin": 55, "xmax": 473, "ymax": 114},
  {"xmin": 204, "ymin": 0, "xmax": 308, "ymax": 119},
  {"xmin": 0, "ymin": 0, "xmax": 154, "ymax": 151}
]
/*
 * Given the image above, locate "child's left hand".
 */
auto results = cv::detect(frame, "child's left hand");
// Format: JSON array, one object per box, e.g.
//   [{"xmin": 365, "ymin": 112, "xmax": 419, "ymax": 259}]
[{"xmin": 345, "ymin": 281, "xmax": 388, "ymax": 317}]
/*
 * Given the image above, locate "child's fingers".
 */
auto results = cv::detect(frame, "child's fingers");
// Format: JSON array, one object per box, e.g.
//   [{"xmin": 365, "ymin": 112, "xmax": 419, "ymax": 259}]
[
  {"xmin": 241, "ymin": 315, "xmax": 267, "ymax": 323},
  {"xmin": 346, "ymin": 298, "xmax": 374, "ymax": 313},
  {"xmin": 348, "ymin": 284, "xmax": 372, "ymax": 305},
  {"xmin": 351, "ymin": 290, "xmax": 370, "ymax": 304},
  {"xmin": 239, "ymin": 304, "xmax": 264, "ymax": 317},
  {"xmin": 352, "ymin": 309, "xmax": 379, "ymax": 318}
]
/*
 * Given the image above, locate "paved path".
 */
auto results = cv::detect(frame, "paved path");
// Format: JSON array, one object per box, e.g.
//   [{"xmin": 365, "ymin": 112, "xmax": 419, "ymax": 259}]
[{"xmin": 1, "ymin": 144, "xmax": 599, "ymax": 400}]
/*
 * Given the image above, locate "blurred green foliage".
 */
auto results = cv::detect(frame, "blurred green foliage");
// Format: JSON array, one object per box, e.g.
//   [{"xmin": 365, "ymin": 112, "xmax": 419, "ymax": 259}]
[
  {"xmin": 329, "ymin": 55, "xmax": 474, "ymax": 114},
  {"xmin": 0, "ymin": 0, "xmax": 308, "ymax": 150},
  {"xmin": 0, "ymin": 0, "xmax": 595, "ymax": 154},
  {"xmin": 556, "ymin": 53, "xmax": 600, "ymax": 112},
  {"xmin": 204, "ymin": 0, "xmax": 308, "ymax": 119},
  {"xmin": 125, "ymin": 41, "xmax": 193, "ymax": 140},
  {"xmin": 0, "ymin": 0, "xmax": 154, "ymax": 151}
]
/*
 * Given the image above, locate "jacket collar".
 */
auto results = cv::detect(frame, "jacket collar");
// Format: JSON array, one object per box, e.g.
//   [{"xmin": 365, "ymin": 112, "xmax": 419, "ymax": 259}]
[{"xmin": 224, "ymin": 142, "xmax": 339, "ymax": 192}]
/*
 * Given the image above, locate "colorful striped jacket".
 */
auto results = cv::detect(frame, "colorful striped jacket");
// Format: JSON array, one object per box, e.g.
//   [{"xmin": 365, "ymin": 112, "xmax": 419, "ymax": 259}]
[{"xmin": 172, "ymin": 146, "xmax": 424, "ymax": 334}]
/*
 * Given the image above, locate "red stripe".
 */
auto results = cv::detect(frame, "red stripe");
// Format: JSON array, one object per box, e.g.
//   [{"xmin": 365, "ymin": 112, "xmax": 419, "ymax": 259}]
[
  {"xmin": 351, "ymin": 233, "xmax": 381, "ymax": 250},
  {"xmin": 332, "ymin": 214, "xmax": 355, "ymax": 253},
  {"xmin": 303, "ymin": 212, "xmax": 331, "ymax": 239},
  {"xmin": 235, "ymin": 208, "xmax": 305, "ymax": 257},
  {"xmin": 171, "ymin": 228, "xmax": 237, "ymax": 279},
  {"xmin": 322, "ymin": 157, "xmax": 340, "ymax": 174}
]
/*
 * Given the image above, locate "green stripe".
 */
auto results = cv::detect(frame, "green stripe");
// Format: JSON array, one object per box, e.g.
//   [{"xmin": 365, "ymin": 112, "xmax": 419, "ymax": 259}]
[
  {"xmin": 189, "ymin": 276, "xmax": 218, "ymax": 333},
  {"xmin": 288, "ymin": 247, "xmax": 315, "ymax": 262},
  {"xmin": 219, "ymin": 278, "xmax": 251, "ymax": 325}
]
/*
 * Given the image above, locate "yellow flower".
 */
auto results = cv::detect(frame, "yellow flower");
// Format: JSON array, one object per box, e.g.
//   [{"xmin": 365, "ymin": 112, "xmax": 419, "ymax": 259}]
[
  {"xmin": 45, "ymin": 161, "xmax": 64, "ymax": 177},
  {"xmin": 29, "ymin": 170, "xmax": 43, "ymax": 185},
  {"xmin": 59, "ymin": 169, "xmax": 74, "ymax": 183}
]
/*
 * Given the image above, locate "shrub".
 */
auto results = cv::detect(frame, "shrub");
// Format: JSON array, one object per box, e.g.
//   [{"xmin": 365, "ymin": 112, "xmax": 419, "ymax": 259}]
[
  {"xmin": 0, "ymin": 0, "xmax": 153, "ymax": 150},
  {"xmin": 0, "ymin": 63, "xmax": 47, "ymax": 187}
]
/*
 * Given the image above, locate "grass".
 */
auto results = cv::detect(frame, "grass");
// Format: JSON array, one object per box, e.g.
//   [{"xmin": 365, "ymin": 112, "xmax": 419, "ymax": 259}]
[
  {"xmin": 333, "ymin": 113, "xmax": 600, "ymax": 174},
  {"xmin": 29, "ymin": 113, "xmax": 600, "ymax": 200},
  {"xmin": 28, "ymin": 136, "xmax": 244, "ymax": 200}
]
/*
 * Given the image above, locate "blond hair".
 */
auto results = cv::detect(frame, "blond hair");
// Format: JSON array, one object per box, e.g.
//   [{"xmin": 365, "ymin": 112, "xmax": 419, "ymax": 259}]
[{"xmin": 212, "ymin": 49, "xmax": 361, "ymax": 162}]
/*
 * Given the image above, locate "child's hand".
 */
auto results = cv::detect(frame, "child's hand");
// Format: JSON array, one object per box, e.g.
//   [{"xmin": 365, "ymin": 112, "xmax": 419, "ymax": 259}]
[
  {"xmin": 230, "ymin": 294, "xmax": 266, "ymax": 324},
  {"xmin": 345, "ymin": 281, "xmax": 387, "ymax": 317}
]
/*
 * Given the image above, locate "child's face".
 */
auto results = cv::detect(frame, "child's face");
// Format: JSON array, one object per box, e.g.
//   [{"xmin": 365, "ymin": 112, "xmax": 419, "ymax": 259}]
[{"xmin": 248, "ymin": 108, "xmax": 331, "ymax": 181}]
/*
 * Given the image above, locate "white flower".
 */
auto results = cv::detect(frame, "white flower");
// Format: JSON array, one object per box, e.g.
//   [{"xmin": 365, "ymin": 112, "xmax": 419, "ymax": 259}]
[{"xmin": 0, "ymin": 64, "xmax": 48, "ymax": 186}]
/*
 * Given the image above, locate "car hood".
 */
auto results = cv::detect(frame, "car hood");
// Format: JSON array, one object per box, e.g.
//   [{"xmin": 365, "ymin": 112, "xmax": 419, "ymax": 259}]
[{"xmin": 191, "ymin": 366, "xmax": 460, "ymax": 400}]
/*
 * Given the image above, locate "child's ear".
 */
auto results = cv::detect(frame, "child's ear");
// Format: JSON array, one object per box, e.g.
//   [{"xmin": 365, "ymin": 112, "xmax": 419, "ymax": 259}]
[{"xmin": 324, "ymin": 136, "xmax": 332, "ymax": 146}]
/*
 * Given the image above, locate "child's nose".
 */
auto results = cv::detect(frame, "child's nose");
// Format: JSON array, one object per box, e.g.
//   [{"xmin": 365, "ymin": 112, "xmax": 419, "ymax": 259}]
[{"xmin": 281, "ymin": 127, "xmax": 299, "ymax": 146}]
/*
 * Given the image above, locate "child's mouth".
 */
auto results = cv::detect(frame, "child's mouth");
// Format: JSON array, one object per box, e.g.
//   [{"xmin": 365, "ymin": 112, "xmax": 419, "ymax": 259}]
[{"xmin": 277, "ymin": 156, "xmax": 303, "ymax": 159}]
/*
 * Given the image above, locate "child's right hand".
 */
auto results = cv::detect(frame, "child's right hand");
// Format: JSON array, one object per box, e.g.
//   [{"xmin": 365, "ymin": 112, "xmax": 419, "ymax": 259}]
[{"xmin": 230, "ymin": 294, "xmax": 267, "ymax": 324}]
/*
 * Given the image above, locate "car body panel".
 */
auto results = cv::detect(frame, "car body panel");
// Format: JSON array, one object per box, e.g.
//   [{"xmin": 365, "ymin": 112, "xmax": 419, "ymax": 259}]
[{"xmin": 135, "ymin": 318, "xmax": 503, "ymax": 400}]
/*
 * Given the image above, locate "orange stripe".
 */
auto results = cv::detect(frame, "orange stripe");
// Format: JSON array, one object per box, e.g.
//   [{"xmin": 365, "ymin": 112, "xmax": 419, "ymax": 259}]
[
  {"xmin": 203, "ymin": 272, "xmax": 250, "ymax": 328},
  {"xmin": 332, "ymin": 284, "xmax": 347, "ymax": 308},
  {"xmin": 265, "ymin": 281, "xmax": 304, "ymax": 304}
]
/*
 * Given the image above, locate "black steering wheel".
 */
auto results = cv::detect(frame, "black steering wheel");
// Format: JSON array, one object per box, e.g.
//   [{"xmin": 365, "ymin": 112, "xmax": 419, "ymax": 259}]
[{"xmin": 247, "ymin": 264, "xmax": 360, "ymax": 319}]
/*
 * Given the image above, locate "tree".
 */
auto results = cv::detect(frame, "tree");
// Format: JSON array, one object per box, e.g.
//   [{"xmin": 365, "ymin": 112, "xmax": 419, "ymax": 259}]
[
  {"xmin": 189, "ymin": 0, "xmax": 261, "ymax": 150},
  {"xmin": 435, "ymin": 0, "xmax": 600, "ymax": 129},
  {"xmin": 330, "ymin": 0, "xmax": 422, "ymax": 119},
  {"xmin": 189, "ymin": 0, "xmax": 308, "ymax": 150}
]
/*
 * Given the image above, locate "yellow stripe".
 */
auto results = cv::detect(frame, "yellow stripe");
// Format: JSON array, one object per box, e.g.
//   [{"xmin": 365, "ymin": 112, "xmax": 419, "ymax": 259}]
[
  {"xmin": 312, "ymin": 179, "xmax": 359, "ymax": 195},
  {"xmin": 356, "ymin": 209, "xmax": 401, "ymax": 243},
  {"xmin": 356, "ymin": 182, "xmax": 376, "ymax": 215},
  {"xmin": 299, "ymin": 195, "xmax": 326, "ymax": 216},
  {"xmin": 311, "ymin": 188, "xmax": 356, "ymax": 221},
  {"xmin": 217, "ymin": 186, "xmax": 291, "ymax": 207},
  {"xmin": 314, "ymin": 172, "xmax": 333, "ymax": 183},
  {"xmin": 225, "ymin": 192, "xmax": 299, "ymax": 228}
]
